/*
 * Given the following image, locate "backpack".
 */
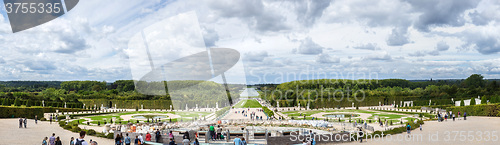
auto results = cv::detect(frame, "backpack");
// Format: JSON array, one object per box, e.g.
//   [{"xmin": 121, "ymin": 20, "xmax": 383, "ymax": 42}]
[
  {"xmin": 125, "ymin": 137, "xmax": 131, "ymax": 144},
  {"xmin": 75, "ymin": 139, "xmax": 84, "ymax": 145},
  {"xmin": 406, "ymin": 125, "xmax": 411, "ymax": 130}
]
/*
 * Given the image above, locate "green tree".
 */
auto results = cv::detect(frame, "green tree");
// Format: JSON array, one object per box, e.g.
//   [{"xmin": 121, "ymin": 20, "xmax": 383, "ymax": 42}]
[
  {"xmin": 463, "ymin": 74, "xmax": 485, "ymax": 88},
  {"xmin": 470, "ymin": 98, "xmax": 476, "ymax": 106},
  {"xmin": 460, "ymin": 99, "xmax": 465, "ymax": 106},
  {"xmin": 25, "ymin": 100, "xmax": 30, "ymax": 107}
]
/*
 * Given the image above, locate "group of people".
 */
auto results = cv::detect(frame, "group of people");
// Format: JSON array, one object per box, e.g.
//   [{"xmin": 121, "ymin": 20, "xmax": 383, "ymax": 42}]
[
  {"xmin": 438, "ymin": 111, "xmax": 467, "ymax": 122},
  {"xmin": 232, "ymin": 135, "xmax": 247, "ymax": 145},
  {"xmin": 42, "ymin": 131, "xmax": 97, "ymax": 145},
  {"xmin": 18, "ymin": 117, "xmax": 28, "ymax": 128}
]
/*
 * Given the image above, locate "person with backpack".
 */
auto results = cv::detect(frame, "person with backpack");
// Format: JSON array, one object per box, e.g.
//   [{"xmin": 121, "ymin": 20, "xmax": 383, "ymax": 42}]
[
  {"xmin": 406, "ymin": 123, "xmax": 411, "ymax": 138},
  {"xmin": 134, "ymin": 136, "xmax": 139, "ymax": 145},
  {"xmin": 193, "ymin": 138, "xmax": 200, "ymax": 145},
  {"xmin": 42, "ymin": 137, "xmax": 48, "ymax": 145},
  {"xmin": 70, "ymin": 137, "xmax": 75, "ymax": 145},
  {"xmin": 55, "ymin": 137, "xmax": 62, "ymax": 145},
  {"xmin": 124, "ymin": 133, "xmax": 131, "ymax": 145},
  {"xmin": 75, "ymin": 131, "xmax": 88, "ymax": 145},
  {"xmin": 358, "ymin": 128, "xmax": 363, "ymax": 143},
  {"xmin": 464, "ymin": 112, "xmax": 467, "ymax": 120}
]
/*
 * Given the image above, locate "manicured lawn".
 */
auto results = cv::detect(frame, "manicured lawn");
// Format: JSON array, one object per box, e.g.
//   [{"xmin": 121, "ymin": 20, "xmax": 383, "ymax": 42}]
[{"xmin": 241, "ymin": 99, "xmax": 262, "ymax": 108}]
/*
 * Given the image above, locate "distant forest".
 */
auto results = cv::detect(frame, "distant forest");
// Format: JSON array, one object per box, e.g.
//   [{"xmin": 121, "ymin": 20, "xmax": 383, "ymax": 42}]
[
  {"xmin": 257, "ymin": 74, "xmax": 500, "ymax": 108},
  {"xmin": 0, "ymin": 80, "xmax": 245, "ymax": 109}
]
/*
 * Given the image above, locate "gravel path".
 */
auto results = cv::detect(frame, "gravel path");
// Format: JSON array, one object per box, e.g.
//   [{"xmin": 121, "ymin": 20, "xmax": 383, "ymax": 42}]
[{"xmin": 0, "ymin": 119, "xmax": 114, "ymax": 145}]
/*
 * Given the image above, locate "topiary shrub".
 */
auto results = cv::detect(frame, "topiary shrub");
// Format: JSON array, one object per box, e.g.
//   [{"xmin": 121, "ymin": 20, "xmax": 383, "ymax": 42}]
[
  {"xmin": 87, "ymin": 129, "xmax": 97, "ymax": 135},
  {"xmin": 71, "ymin": 126, "xmax": 81, "ymax": 133},
  {"xmin": 40, "ymin": 117, "xmax": 47, "ymax": 121}
]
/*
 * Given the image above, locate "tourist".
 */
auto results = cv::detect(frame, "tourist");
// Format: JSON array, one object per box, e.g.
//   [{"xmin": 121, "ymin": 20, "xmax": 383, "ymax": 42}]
[
  {"xmin": 145, "ymin": 132, "xmax": 151, "ymax": 141},
  {"xmin": 168, "ymin": 138, "xmax": 175, "ymax": 145},
  {"xmin": 124, "ymin": 133, "xmax": 131, "ymax": 145},
  {"xmin": 90, "ymin": 141, "xmax": 98, "ymax": 145},
  {"xmin": 121, "ymin": 134, "xmax": 125, "ymax": 145},
  {"xmin": 406, "ymin": 123, "xmax": 411, "ymax": 137},
  {"xmin": 301, "ymin": 139, "xmax": 307, "ymax": 145},
  {"xmin": 464, "ymin": 112, "xmax": 467, "ymax": 120},
  {"xmin": 445, "ymin": 113, "xmax": 448, "ymax": 121},
  {"xmin": 75, "ymin": 131, "xmax": 88, "ymax": 145},
  {"xmin": 55, "ymin": 137, "xmax": 62, "ymax": 145},
  {"xmin": 458, "ymin": 111, "xmax": 461, "ymax": 120},
  {"xmin": 35, "ymin": 115, "xmax": 38, "ymax": 124},
  {"xmin": 50, "ymin": 133, "xmax": 56, "ymax": 145},
  {"xmin": 453, "ymin": 113, "xmax": 456, "ymax": 121},
  {"xmin": 182, "ymin": 136, "xmax": 190, "ymax": 145},
  {"xmin": 155, "ymin": 129, "xmax": 161, "ymax": 143},
  {"xmin": 70, "ymin": 137, "xmax": 75, "ymax": 145},
  {"xmin": 134, "ymin": 136, "xmax": 139, "ymax": 145},
  {"xmin": 115, "ymin": 133, "xmax": 122, "ymax": 145},
  {"xmin": 19, "ymin": 117, "xmax": 23, "ymax": 128},
  {"xmin": 210, "ymin": 125, "xmax": 215, "ymax": 141},
  {"xmin": 24, "ymin": 117, "xmax": 27, "ymax": 128},
  {"xmin": 50, "ymin": 115, "xmax": 53, "ymax": 124},
  {"xmin": 138, "ymin": 133, "xmax": 144, "ymax": 144},
  {"xmin": 193, "ymin": 138, "xmax": 200, "ymax": 145},
  {"xmin": 217, "ymin": 126, "xmax": 222, "ymax": 140},
  {"xmin": 43, "ymin": 137, "xmax": 48, "ymax": 145},
  {"xmin": 233, "ymin": 135, "xmax": 242, "ymax": 145},
  {"xmin": 420, "ymin": 123, "xmax": 422, "ymax": 131},
  {"xmin": 241, "ymin": 137, "xmax": 247, "ymax": 145},
  {"xmin": 183, "ymin": 131, "xmax": 190, "ymax": 141}
]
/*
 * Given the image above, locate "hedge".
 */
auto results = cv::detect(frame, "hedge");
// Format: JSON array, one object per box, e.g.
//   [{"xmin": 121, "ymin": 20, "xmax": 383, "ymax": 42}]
[
  {"xmin": 262, "ymin": 106, "xmax": 274, "ymax": 117},
  {"xmin": 0, "ymin": 106, "xmax": 88, "ymax": 119},
  {"xmin": 446, "ymin": 104, "xmax": 500, "ymax": 117}
]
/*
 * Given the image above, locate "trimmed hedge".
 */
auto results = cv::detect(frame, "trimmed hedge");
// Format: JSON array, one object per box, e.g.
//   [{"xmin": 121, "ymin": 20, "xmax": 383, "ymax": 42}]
[
  {"xmin": 446, "ymin": 104, "xmax": 500, "ymax": 117},
  {"xmin": 0, "ymin": 106, "xmax": 88, "ymax": 119},
  {"xmin": 262, "ymin": 106, "xmax": 274, "ymax": 117}
]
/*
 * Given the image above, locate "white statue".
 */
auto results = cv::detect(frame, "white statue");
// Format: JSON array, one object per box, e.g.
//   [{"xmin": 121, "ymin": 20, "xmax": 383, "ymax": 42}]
[
  {"xmin": 170, "ymin": 105, "xmax": 172, "ymax": 111},
  {"xmin": 185, "ymin": 104, "xmax": 188, "ymax": 110},
  {"xmin": 64, "ymin": 102, "xmax": 67, "ymax": 108},
  {"xmin": 141, "ymin": 104, "xmax": 143, "ymax": 109},
  {"xmin": 83, "ymin": 104, "xmax": 85, "ymax": 109},
  {"xmin": 42, "ymin": 100, "xmax": 45, "ymax": 107},
  {"xmin": 216, "ymin": 102, "xmax": 219, "ymax": 109},
  {"xmin": 196, "ymin": 104, "xmax": 198, "ymax": 109}
]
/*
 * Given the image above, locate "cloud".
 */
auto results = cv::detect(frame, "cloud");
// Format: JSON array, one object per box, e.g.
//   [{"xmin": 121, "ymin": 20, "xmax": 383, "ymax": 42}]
[
  {"xmin": 316, "ymin": 53, "xmax": 340, "ymax": 63},
  {"xmin": 202, "ymin": 27, "xmax": 219, "ymax": 47},
  {"xmin": 459, "ymin": 30, "xmax": 500, "ymax": 55},
  {"xmin": 405, "ymin": 0, "xmax": 481, "ymax": 32},
  {"xmin": 244, "ymin": 51, "xmax": 269, "ymax": 62},
  {"xmin": 436, "ymin": 41, "xmax": 449, "ymax": 51},
  {"xmin": 408, "ymin": 51, "xmax": 427, "ymax": 57},
  {"xmin": 208, "ymin": 0, "xmax": 289, "ymax": 33},
  {"xmin": 387, "ymin": 27, "xmax": 410, "ymax": 46},
  {"xmin": 294, "ymin": 0, "xmax": 331, "ymax": 27},
  {"xmin": 0, "ymin": 57, "xmax": 5, "ymax": 64},
  {"xmin": 364, "ymin": 52, "xmax": 392, "ymax": 61},
  {"xmin": 296, "ymin": 37, "xmax": 324, "ymax": 55},
  {"xmin": 353, "ymin": 43, "xmax": 381, "ymax": 50}
]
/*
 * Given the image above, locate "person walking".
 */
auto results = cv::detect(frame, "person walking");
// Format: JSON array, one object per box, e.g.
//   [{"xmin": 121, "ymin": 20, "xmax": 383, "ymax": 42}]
[
  {"xmin": 50, "ymin": 115, "xmax": 53, "ymax": 124},
  {"xmin": 50, "ymin": 133, "xmax": 56, "ymax": 145},
  {"xmin": 124, "ymin": 133, "xmax": 131, "ymax": 145},
  {"xmin": 406, "ymin": 123, "xmax": 411, "ymax": 138},
  {"xmin": 24, "ymin": 117, "xmax": 27, "ymax": 128},
  {"xmin": 209, "ymin": 125, "xmax": 215, "ymax": 141},
  {"xmin": 55, "ymin": 137, "xmax": 62, "ymax": 145},
  {"xmin": 420, "ymin": 123, "xmax": 422, "ymax": 131},
  {"xmin": 233, "ymin": 135, "xmax": 242, "ymax": 145},
  {"xmin": 168, "ymin": 138, "xmax": 175, "ymax": 145},
  {"xmin": 19, "ymin": 117, "xmax": 23, "ymax": 128},
  {"xmin": 75, "ymin": 131, "xmax": 88, "ymax": 145},
  {"xmin": 193, "ymin": 138, "xmax": 200, "ymax": 145},
  {"xmin": 115, "ymin": 134, "xmax": 121, "ymax": 145},
  {"xmin": 145, "ymin": 132, "xmax": 151, "ymax": 141},
  {"xmin": 155, "ymin": 129, "xmax": 161, "ymax": 143},
  {"xmin": 241, "ymin": 137, "xmax": 247, "ymax": 145},
  {"xmin": 134, "ymin": 136, "xmax": 139, "ymax": 145},
  {"xmin": 168, "ymin": 131, "xmax": 174, "ymax": 140},
  {"xmin": 464, "ymin": 112, "xmax": 467, "ymax": 120},
  {"xmin": 70, "ymin": 137, "xmax": 75, "ymax": 145},
  {"xmin": 217, "ymin": 126, "xmax": 222, "ymax": 140},
  {"xmin": 182, "ymin": 136, "xmax": 190, "ymax": 145},
  {"xmin": 138, "ymin": 133, "xmax": 144, "ymax": 145},
  {"xmin": 35, "ymin": 115, "xmax": 38, "ymax": 124},
  {"xmin": 43, "ymin": 137, "xmax": 48, "ymax": 145}
]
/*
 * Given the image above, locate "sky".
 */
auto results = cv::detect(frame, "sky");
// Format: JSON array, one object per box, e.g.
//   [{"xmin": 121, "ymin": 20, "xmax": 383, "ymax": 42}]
[{"xmin": 0, "ymin": 0, "xmax": 499, "ymax": 85}]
